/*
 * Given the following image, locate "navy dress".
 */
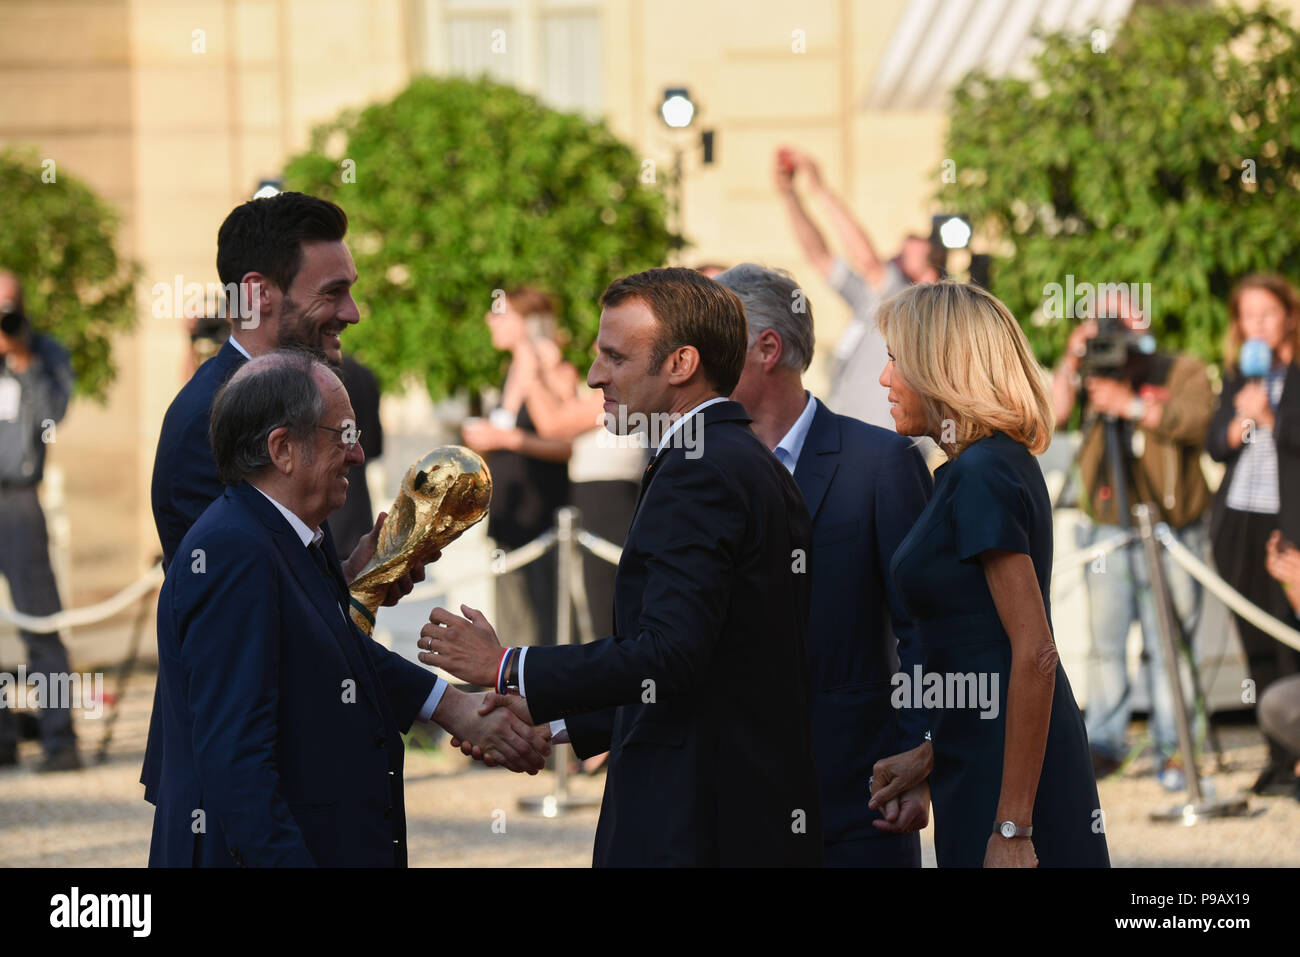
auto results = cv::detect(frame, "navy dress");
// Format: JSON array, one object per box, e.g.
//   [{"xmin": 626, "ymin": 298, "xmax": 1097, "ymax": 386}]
[{"xmin": 890, "ymin": 432, "xmax": 1110, "ymax": 867}]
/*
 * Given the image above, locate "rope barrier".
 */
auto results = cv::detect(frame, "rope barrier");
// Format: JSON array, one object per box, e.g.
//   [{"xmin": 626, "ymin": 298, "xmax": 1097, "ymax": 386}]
[
  {"xmin": 1155, "ymin": 522, "xmax": 1300, "ymax": 652},
  {"xmin": 1052, "ymin": 529, "xmax": 1134, "ymax": 572},
  {"xmin": 577, "ymin": 530, "xmax": 624, "ymax": 567},
  {"xmin": 0, "ymin": 564, "xmax": 163, "ymax": 632},
  {"xmin": 403, "ymin": 530, "xmax": 557, "ymax": 604}
]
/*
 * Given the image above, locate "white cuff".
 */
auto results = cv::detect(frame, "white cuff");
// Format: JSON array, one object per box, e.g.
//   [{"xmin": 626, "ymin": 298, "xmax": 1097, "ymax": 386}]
[
  {"xmin": 549, "ymin": 720, "xmax": 569, "ymax": 745},
  {"xmin": 416, "ymin": 677, "xmax": 449, "ymax": 723}
]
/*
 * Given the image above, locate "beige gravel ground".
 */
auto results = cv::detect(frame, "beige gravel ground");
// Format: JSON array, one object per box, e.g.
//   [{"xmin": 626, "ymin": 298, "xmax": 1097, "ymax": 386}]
[{"xmin": 1, "ymin": 667, "xmax": 1296, "ymax": 867}]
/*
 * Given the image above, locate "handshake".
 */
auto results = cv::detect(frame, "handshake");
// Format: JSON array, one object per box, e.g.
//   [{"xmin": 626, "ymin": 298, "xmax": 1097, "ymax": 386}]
[{"xmin": 421, "ymin": 603, "xmax": 548, "ymax": 772}]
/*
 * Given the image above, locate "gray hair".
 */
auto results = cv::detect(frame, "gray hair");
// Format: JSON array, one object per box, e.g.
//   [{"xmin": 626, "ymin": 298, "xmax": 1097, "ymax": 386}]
[
  {"xmin": 209, "ymin": 349, "xmax": 334, "ymax": 484},
  {"xmin": 712, "ymin": 263, "xmax": 815, "ymax": 372}
]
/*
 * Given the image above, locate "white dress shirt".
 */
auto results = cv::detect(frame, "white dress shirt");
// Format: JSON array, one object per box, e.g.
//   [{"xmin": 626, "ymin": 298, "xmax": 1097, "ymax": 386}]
[
  {"xmin": 228, "ymin": 335, "xmax": 253, "ymax": 360},
  {"xmin": 773, "ymin": 392, "xmax": 818, "ymax": 475},
  {"xmin": 251, "ymin": 485, "xmax": 447, "ymax": 721}
]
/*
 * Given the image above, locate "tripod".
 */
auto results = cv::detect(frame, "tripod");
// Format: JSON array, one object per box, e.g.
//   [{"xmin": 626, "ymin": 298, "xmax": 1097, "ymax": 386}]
[{"xmin": 1091, "ymin": 414, "xmax": 1248, "ymax": 821}]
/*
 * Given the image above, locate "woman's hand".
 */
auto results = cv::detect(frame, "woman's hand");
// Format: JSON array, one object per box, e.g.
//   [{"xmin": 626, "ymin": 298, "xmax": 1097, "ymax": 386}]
[
  {"xmin": 1062, "ymin": 320, "xmax": 1098, "ymax": 374},
  {"xmin": 461, "ymin": 420, "xmax": 522, "ymax": 453},
  {"xmin": 1265, "ymin": 531, "xmax": 1300, "ymax": 616},
  {"xmin": 984, "ymin": 834, "xmax": 1038, "ymax": 868},
  {"xmin": 867, "ymin": 741, "xmax": 933, "ymax": 809},
  {"xmin": 1233, "ymin": 381, "xmax": 1274, "ymax": 428}
]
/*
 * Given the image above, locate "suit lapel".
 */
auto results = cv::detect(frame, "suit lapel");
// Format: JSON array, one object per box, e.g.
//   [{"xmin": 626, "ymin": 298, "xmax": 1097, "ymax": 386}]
[
  {"xmin": 793, "ymin": 399, "xmax": 840, "ymax": 523},
  {"xmin": 627, "ymin": 399, "xmax": 751, "ymax": 528},
  {"xmin": 232, "ymin": 484, "xmax": 383, "ymax": 711}
]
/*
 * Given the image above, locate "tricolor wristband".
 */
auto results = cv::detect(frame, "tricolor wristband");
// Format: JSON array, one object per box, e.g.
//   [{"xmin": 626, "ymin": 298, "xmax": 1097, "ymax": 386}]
[{"xmin": 495, "ymin": 649, "xmax": 510, "ymax": 695}]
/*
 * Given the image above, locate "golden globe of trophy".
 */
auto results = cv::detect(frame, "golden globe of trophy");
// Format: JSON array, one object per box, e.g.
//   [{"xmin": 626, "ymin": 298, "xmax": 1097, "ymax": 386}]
[{"xmin": 347, "ymin": 446, "xmax": 492, "ymax": 636}]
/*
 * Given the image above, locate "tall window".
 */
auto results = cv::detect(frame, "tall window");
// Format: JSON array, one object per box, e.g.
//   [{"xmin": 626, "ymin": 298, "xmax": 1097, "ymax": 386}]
[{"xmin": 420, "ymin": 0, "xmax": 603, "ymax": 117}]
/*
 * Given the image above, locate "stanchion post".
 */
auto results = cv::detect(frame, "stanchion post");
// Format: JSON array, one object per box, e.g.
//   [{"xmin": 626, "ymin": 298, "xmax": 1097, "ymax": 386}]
[
  {"xmin": 1135, "ymin": 504, "xmax": 1202, "ymax": 803},
  {"xmin": 518, "ymin": 507, "xmax": 600, "ymax": 816},
  {"xmin": 1136, "ymin": 504, "xmax": 1249, "ymax": 823},
  {"xmin": 552, "ymin": 507, "xmax": 575, "ymax": 798}
]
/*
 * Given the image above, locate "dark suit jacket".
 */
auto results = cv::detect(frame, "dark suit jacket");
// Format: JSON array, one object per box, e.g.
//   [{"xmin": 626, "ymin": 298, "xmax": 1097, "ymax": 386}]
[
  {"xmin": 142, "ymin": 340, "xmax": 247, "ymax": 803},
  {"xmin": 149, "ymin": 483, "xmax": 435, "ymax": 867},
  {"xmin": 1206, "ymin": 363, "xmax": 1300, "ymax": 544},
  {"xmin": 524, "ymin": 400, "xmax": 824, "ymax": 866},
  {"xmin": 792, "ymin": 399, "xmax": 932, "ymax": 846},
  {"xmin": 150, "ymin": 339, "xmax": 246, "ymax": 570}
]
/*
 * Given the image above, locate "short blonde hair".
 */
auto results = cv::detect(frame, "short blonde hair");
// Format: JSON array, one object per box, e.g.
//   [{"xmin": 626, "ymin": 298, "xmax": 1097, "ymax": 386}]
[{"xmin": 876, "ymin": 281, "xmax": 1053, "ymax": 456}]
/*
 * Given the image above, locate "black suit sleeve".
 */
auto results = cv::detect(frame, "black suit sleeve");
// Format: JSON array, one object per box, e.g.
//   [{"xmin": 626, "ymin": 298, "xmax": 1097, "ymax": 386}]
[
  {"xmin": 319, "ymin": 524, "xmax": 438, "ymax": 731},
  {"xmin": 564, "ymin": 708, "xmax": 616, "ymax": 759},
  {"xmin": 364, "ymin": 640, "xmax": 439, "ymax": 732},
  {"xmin": 522, "ymin": 454, "xmax": 746, "ymax": 723}
]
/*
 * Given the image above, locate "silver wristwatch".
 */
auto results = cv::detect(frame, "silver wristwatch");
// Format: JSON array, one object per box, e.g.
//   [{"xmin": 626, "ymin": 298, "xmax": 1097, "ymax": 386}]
[{"xmin": 994, "ymin": 820, "xmax": 1033, "ymax": 839}]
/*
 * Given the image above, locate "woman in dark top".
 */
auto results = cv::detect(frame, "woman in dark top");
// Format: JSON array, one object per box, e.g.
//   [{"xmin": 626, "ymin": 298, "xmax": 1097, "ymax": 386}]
[
  {"xmin": 1206, "ymin": 273, "xmax": 1300, "ymax": 794},
  {"xmin": 462, "ymin": 288, "xmax": 572, "ymax": 647},
  {"xmin": 876, "ymin": 281, "xmax": 1109, "ymax": 867}
]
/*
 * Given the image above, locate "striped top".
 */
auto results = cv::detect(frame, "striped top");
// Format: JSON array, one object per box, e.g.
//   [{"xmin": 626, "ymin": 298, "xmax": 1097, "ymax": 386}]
[{"xmin": 1225, "ymin": 366, "xmax": 1287, "ymax": 513}]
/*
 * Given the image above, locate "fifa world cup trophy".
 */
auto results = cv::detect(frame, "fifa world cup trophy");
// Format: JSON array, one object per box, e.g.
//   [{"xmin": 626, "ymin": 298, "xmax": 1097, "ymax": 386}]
[{"xmin": 347, "ymin": 446, "xmax": 492, "ymax": 635}]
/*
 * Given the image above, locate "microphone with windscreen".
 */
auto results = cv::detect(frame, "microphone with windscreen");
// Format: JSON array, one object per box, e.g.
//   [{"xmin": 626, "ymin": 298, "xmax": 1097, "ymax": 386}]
[{"xmin": 1240, "ymin": 338, "xmax": 1272, "ymax": 381}]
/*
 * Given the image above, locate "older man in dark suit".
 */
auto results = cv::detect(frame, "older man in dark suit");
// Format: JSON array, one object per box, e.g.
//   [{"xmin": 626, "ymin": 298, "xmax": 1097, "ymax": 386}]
[
  {"xmin": 719, "ymin": 263, "xmax": 934, "ymax": 867},
  {"xmin": 422, "ymin": 267, "xmax": 823, "ymax": 866},
  {"xmin": 149, "ymin": 352, "xmax": 548, "ymax": 867}
]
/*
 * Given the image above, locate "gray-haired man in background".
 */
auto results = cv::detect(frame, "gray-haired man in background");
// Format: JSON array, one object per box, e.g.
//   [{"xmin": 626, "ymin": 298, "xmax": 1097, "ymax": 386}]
[{"xmin": 718, "ymin": 263, "xmax": 934, "ymax": 866}]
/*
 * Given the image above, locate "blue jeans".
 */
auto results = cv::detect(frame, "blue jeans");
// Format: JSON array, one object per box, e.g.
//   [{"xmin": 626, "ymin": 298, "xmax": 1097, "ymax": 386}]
[{"xmin": 1079, "ymin": 519, "xmax": 1205, "ymax": 762}]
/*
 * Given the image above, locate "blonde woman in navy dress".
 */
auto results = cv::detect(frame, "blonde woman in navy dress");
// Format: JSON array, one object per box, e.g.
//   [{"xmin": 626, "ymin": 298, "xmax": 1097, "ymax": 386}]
[{"xmin": 875, "ymin": 281, "xmax": 1109, "ymax": 868}]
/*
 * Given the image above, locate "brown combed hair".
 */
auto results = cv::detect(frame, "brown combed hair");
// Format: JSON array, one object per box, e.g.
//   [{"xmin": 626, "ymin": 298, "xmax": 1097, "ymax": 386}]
[
  {"xmin": 1226, "ymin": 273, "xmax": 1300, "ymax": 370},
  {"xmin": 876, "ymin": 281, "xmax": 1053, "ymax": 457},
  {"xmin": 599, "ymin": 267, "xmax": 748, "ymax": 395}
]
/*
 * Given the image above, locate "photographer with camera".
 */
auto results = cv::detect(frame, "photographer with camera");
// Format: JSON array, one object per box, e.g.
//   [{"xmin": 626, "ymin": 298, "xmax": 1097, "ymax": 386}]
[
  {"xmin": 1052, "ymin": 288, "xmax": 1213, "ymax": 789},
  {"xmin": 0, "ymin": 271, "xmax": 79, "ymax": 773}
]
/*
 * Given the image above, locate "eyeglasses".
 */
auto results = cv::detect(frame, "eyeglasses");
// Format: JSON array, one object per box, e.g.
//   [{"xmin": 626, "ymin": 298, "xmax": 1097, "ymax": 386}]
[{"xmin": 318, "ymin": 424, "xmax": 362, "ymax": 452}]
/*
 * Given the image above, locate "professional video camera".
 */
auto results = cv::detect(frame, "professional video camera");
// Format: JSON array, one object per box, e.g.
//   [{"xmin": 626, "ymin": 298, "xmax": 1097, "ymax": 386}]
[
  {"xmin": 0, "ymin": 301, "xmax": 26, "ymax": 338},
  {"xmin": 1080, "ymin": 314, "xmax": 1156, "ymax": 379}
]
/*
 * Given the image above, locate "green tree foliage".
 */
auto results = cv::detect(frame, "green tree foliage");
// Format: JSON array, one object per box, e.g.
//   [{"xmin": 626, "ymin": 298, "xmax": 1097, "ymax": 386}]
[
  {"xmin": 940, "ymin": 2, "xmax": 1300, "ymax": 368},
  {"xmin": 0, "ymin": 149, "xmax": 138, "ymax": 400},
  {"xmin": 284, "ymin": 75, "xmax": 680, "ymax": 396}
]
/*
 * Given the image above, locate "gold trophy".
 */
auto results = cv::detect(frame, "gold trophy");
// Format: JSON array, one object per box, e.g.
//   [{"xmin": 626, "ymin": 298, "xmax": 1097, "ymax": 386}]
[{"xmin": 347, "ymin": 446, "xmax": 493, "ymax": 636}]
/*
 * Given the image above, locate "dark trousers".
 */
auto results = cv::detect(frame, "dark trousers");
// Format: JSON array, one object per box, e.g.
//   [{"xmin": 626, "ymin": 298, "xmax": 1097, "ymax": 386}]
[
  {"xmin": 1213, "ymin": 507, "xmax": 1300, "ymax": 764},
  {"xmin": 0, "ymin": 485, "xmax": 76, "ymax": 756}
]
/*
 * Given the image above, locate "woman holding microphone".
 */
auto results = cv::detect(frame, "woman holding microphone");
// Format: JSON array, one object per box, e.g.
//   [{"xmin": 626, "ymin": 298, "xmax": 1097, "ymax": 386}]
[
  {"xmin": 875, "ymin": 281, "xmax": 1109, "ymax": 867},
  {"xmin": 1206, "ymin": 273, "xmax": 1300, "ymax": 795}
]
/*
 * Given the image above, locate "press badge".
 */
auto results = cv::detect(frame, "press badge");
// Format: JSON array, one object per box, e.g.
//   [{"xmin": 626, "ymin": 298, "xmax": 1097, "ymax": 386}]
[{"xmin": 0, "ymin": 377, "xmax": 20, "ymax": 422}]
